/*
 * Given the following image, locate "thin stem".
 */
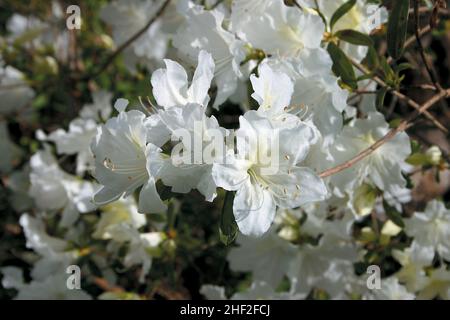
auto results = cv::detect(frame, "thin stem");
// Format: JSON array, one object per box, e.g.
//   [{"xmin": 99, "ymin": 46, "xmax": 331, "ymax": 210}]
[
  {"xmin": 319, "ymin": 89, "xmax": 450, "ymax": 178},
  {"xmin": 350, "ymin": 58, "xmax": 448, "ymax": 133},
  {"xmin": 387, "ymin": 25, "xmax": 431, "ymax": 65},
  {"xmin": 413, "ymin": 0, "xmax": 442, "ymax": 91},
  {"xmin": 81, "ymin": 0, "xmax": 171, "ymax": 81}
]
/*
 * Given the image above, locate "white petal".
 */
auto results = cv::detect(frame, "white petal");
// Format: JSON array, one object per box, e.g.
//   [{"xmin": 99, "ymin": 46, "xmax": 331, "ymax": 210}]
[
  {"xmin": 114, "ymin": 98, "xmax": 129, "ymax": 113},
  {"xmin": 251, "ymin": 63, "xmax": 293, "ymax": 116},
  {"xmin": 187, "ymin": 50, "xmax": 215, "ymax": 106},
  {"xmin": 212, "ymin": 155, "xmax": 250, "ymax": 191},
  {"xmin": 93, "ymin": 186, "xmax": 123, "ymax": 205},
  {"xmin": 269, "ymin": 167, "xmax": 328, "ymax": 208},
  {"xmin": 138, "ymin": 179, "xmax": 166, "ymax": 214},
  {"xmin": 234, "ymin": 179, "xmax": 276, "ymax": 237},
  {"xmin": 151, "ymin": 59, "xmax": 189, "ymax": 108}
]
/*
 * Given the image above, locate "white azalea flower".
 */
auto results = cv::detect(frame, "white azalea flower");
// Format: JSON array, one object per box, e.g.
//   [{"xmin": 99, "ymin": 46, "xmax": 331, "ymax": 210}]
[
  {"xmin": 227, "ymin": 230, "xmax": 298, "ymax": 288},
  {"xmin": 233, "ymin": 0, "xmax": 325, "ymax": 58},
  {"xmin": 0, "ymin": 63, "xmax": 35, "ymax": 115},
  {"xmin": 405, "ymin": 200, "xmax": 450, "ymax": 261},
  {"xmin": 1, "ymin": 267, "xmax": 25, "ymax": 290},
  {"xmin": 173, "ymin": 2, "xmax": 246, "ymax": 108},
  {"xmin": 104, "ymin": 224, "xmax": 165, "ymax": 282},
  {"xmin": 230, "ymin": 0, "xmax": 271, "ymax": 36},
  {"xmin": 302, "ymin": 0, "xmax": 388, "ymax": 61},
  {"xmin": 91, "ymin": 103, "xmax": 166, "ymax": 214},
  {"xmin": 29, "ymin": 149, "xmax": 97, "ymax": 227},
  {"xmin": 418, "ymin": 266, "xmax": 450, "ymax": 300},
  {"xmin": 79, "ymin": 90, "xmax": 113, "ymax": 122},
  {"xmin": 264, "ymin": 52, "xmax": 348, "ymax": 145},
  {"xmin": 150, "ymin": 103, "xmax": 228, "ymax": 201},
  {"xmin": 315, "ymin": 261, "xmax": 367, "ymax": 300},
  {"xmin": 44, "ymin": 118, "xmax": 98, "ymax": 175},
  {"xmin": 37, "ymin": 91, "xmax": 113, "ymax": 175},
  {"xmin": 20, "ymin": 213, "xmax": 69, "ymax": 257},
  {"xmin": 392, "ymin": 242, "xmax": 434, "ymax": 293},
  {"xmin": 231, "ymin": 281, "xmax": 306, "ymax": 300},
  {"xmin": 151, "ymin": 50, "xmax": 215, "ymax": 109},
  {"xmin": 93, "ymin": 197, "xmax": 147, "ymax": 240},
  {"xmin": 212, "ymin": 111, "xmax": 328, "ymax": 236},
  {"xmin": 370, "ymin": 277, "xmax": 415, "ymax": 300},
  {"xmin": 201, "ymin": 280, "xmax": 306, "ymax": 300},
  {"xmin": 329, "ymin": 112, "xmax": 411, "ymax": 195},
  {"xmin": 1, "ymin": 268, "xmax": 92, "ymax": 300},
  {"xmin": 100, "ymin": 0, "xmax": 176, "ymax": 72},
  {"xmin": 19, "ymin": 213, "xmax": 79, "ymax": 281},
  {"xmin": 288, "ymin": 229, "xmax": 359, "ymax": 293},
  {"xmin": 313, "ymin": 0, "xmax": 387, "ymax": 34},
  {"xmin": 250, "ymin": 63, "xmax": 294, "ymax": 120}
]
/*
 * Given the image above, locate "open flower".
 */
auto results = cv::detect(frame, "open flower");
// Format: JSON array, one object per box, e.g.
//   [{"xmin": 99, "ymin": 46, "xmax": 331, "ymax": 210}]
[
  {"xmin": 212, "ymin": 111, "xmax": 328, "ymax": 236},
  {"xmin": 151, "ymin": 50, "xmax": 215, "ymax": 109},
  {"xmin": 91, "ymin": 101, "xmax": 166, "ymax": 214},
  {"xmin": 330, "ymin": 112, "xmax": 411, "ymax": 195},
  {"xmin": 148, "ymin": 103, "xmax": 228, "ymax": 201},
  {"xmin": 29, "ymin": 148, "xmax": 97, "ymax": 227},
  {"xmin": 405, "ymin": 200, "xmax": 450, "ymax": 261},
  {"xmin": 233, "ymin": 0, "xmax": 325, "ymax": 58},
  {"xmin": 250, "ymin": 63, "xmax": 294, "ymax": 121},
  {"xmin": 173, "ymin": 2, "xmax": 246, "ymax": 108}
]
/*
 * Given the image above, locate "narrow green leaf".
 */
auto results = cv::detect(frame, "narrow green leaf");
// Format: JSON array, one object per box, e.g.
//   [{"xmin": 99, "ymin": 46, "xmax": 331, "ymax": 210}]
[
  {"xmin": 411, "ymin": 140, "xmax": 421, "ymax": 153},
  {"xmin": 327, "ymin": 42, "xmax": 357, "ymax": 90},
  {"xmin": 365, "ymin": 46, "xmax": 380, "ymax": 70},
  {"xmin": 387, "ymin": 0, "xmax": 410, "ymax": 60},
  {"xmin": 219, "ymin": 191, "xmax": 238, "ymax": 246},
  {"xmin": 357, "ymin": 73, "xmax": 375, "ymax": 82},
  {"xmin": 330, "ymin": 0, "xmax": 357, "ymax": 31},
  {"xmin": 380, "ymin": 56, "xmax": 395, "ymax": 82},
  {"xmin": 383, "ymin": 200, "xmax": 405, "ymax": 228},
  {"xmin": 376, "ymin": 87, "xmax": 387, "ymax": 109},
  {"xmin": 335, "ymin": 29, "xmax": 374, "ymax": 46},
  {"xmin": 395, "ymin": 62, "xmax": 414, "ymax": 73},
  {"xmin": 406, "ymin": 153, "xmax": 430, "ymax": 166}
]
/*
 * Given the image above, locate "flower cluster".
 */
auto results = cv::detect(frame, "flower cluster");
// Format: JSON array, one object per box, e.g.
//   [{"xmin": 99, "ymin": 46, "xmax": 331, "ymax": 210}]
[{"xmin": 1, "ymin": 0, "xmax": 449, "ymax": 300}]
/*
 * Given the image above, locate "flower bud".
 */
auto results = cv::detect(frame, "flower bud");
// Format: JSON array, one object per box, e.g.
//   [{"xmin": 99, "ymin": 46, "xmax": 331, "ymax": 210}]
[{"xmin": 425, "ymin": 146, "xmax": 442, "ymax": 166}]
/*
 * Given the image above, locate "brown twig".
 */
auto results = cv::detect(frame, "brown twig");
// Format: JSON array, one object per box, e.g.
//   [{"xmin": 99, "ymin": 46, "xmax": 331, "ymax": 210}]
[
  {"xmin": 319, "ymin": 89, "xmax": 450, "ymax": 178},
  {"xmin": 409, "ymin": 7, "xmax": 450, "ymax": 15},
  {"xmin": 413, "ymin": 0, "xmax": 443, "ymax": 91},
  {"xmin": 387, "ymin": 25, "xmax": 431, "ymax": 65},
  {"xmin": 80, "ymin": 0, "xmax": 171, "ymax": 81},
  {"xmin": 351, "ymin": 59, "xmax": 448, "ymax": 133}
]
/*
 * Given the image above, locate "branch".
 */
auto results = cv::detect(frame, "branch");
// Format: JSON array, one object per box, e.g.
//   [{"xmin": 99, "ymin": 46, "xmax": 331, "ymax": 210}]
[
  {"xmin": 350, "ymin": 59, "xmax": 448, "ymax": 133},
  {"xmin": 387, "ymin": 25, "xmax": 431, "ymax": 65},
  {"xmin": 413, "ymin": 0, "xmax": 442, "ymax": 91},
  {"xmin": 81, "ymin": 0, "xmax": 171, "ymax": 80},
  {"xmin": 319, "ymin": 89, "xmax": 450, "ymax": 178}
]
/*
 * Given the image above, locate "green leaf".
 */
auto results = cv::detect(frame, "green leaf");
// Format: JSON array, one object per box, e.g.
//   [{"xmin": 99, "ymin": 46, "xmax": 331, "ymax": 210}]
[
  {"xmin": 357, "ymin": 73, "xmax": 375, "ymax": 82},
  {"xmin": 380, "ymin": 56, "xmax": 395, "ymax": 82},
  {"xmin": 389, "ymin": 118, "xmax": 402, "ymax": 128},
  {"xmin": 387, "ymin": 0, "xmax": 410, "ymax": 60},
  {"xmin": 335, "ymin": 30, "xmax": 374, "ymax": 46},
  {"xmin": 411, "ymin": 140, "xmax": 421, "ymax": 153},
  {"xmin": 365, "ymin": 46, "xmax": 379, "ymax": 70},
  {"xmin": 395, "ymin": 62, "xmax": 414, "ymax": 73},
  {"xmin": 219, "ymin": 191, "xmax": 238, "ymax": 246},
  {"xmin": 406, "ymin": 153, "xmax": 430, "ymax": 166},
  {"xmin": 330, "ymin": 0, "xmax": 357, "ymax": 31},
  {"xmin": 383, "ymin": 200, "xmax": 405, "ymax": 228},
  {"xmin": 327, "ymin": 42, "xmax": 357, "ymax": 90},
  {"xmin": 376, "ymin": 87, "xmax": 388, "ymax": 109}
]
